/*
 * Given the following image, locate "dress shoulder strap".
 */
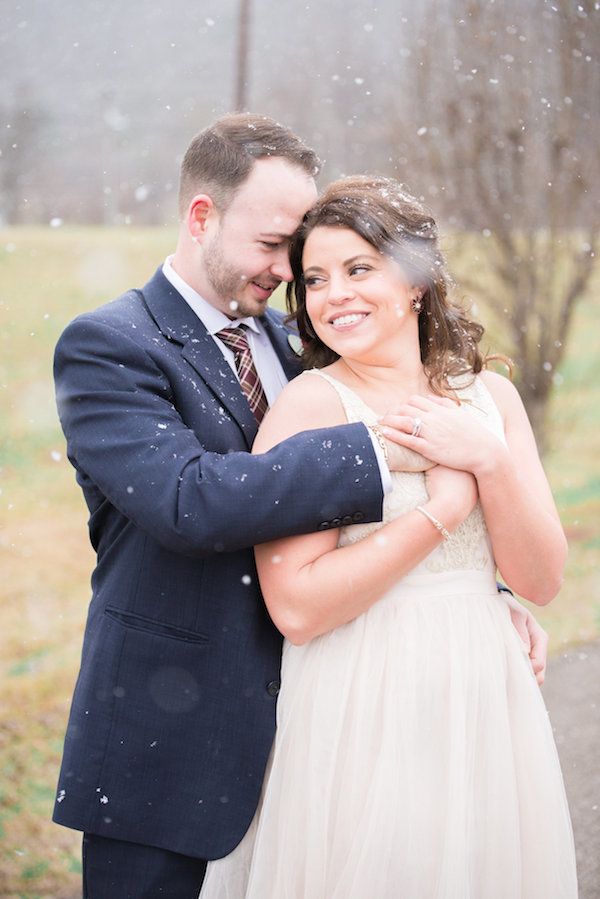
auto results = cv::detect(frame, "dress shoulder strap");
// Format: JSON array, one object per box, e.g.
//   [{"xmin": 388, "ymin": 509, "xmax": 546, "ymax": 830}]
[
  {"xmin": 449, "ymin": 373, "xmax": 506, "ymax": 443},
  {"xmin": 301, "ymin": 369, "xmax": 379, "ymax": 426}
]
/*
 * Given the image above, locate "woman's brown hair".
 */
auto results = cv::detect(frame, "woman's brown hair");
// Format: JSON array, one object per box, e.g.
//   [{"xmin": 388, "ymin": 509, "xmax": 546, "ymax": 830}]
[{"xmin": 286, "ymin": 175, "xmax": 486, "ymax": 396}]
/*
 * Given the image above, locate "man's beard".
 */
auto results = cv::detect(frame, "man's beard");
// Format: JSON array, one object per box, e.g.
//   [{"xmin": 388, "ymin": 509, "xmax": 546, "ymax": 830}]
[{"xmin": 204, "ymin": 233, "xmax": 265, "ymax": 318}]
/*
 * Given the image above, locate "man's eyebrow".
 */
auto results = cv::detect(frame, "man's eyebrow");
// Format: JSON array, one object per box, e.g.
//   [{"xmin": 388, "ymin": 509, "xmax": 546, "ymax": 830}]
[{"xmin": 258, "ymin": 231, "xmax": 292, "ymax": 239}]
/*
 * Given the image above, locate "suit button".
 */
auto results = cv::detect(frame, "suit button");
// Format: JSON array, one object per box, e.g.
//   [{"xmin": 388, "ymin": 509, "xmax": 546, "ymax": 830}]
[
  {"xmin": 331, "ymin": 518, "xmax": 341, "ymax": 527},
  {"xmin": 341, "ymin": 515, "xmax": 353, "ymax": 526},
  {"xmin": 352, "ymin": 512, "xmax": 365, "ymax": 523},
  {"xmin": 266, "ymin": 681, "xmax": 280, "ymax": 697},
  {"xmin": 318, "ymin": 521, "xmax": 329, "ymax": 530}
]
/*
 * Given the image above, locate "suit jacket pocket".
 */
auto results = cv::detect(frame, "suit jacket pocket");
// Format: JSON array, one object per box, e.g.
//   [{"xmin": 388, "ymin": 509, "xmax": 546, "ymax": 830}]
[{"xmin": 104, "ymin": 606, "xmax": 210, "ymax": 644}]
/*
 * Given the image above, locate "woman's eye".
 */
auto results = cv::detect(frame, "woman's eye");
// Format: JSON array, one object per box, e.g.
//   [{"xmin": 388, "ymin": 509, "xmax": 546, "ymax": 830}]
[
  {"xmin": 302, "ymin": 275, "xmax": 323, "ymax": 288},
  {"xmin": 350, "ymin": 264, "xmax": 370, "ymax": 276}
]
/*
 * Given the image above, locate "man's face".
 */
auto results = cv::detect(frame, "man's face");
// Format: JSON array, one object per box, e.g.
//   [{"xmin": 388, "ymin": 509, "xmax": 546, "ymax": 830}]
[{"xmin": 201, "ymin": 157, "xmax": 317, "ymax": 318}]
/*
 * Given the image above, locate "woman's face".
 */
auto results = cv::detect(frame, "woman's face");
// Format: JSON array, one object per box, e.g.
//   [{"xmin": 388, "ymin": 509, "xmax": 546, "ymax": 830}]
[{"xmin": 302, "ymin": 226, "xmax": 417, "ymax": 363}]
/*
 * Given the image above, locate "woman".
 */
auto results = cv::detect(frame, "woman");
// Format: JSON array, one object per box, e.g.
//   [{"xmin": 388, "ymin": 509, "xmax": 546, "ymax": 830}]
[{"xmin": 200, "ymin": 177, "xmax": 577, "ymax": 897}]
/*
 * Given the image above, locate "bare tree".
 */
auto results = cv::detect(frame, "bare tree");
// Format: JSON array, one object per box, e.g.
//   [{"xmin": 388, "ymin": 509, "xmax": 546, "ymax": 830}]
[
  {"xmin": 384, "ymin": 0, "xmax": 599, "ymax": 449},
  {"xmin": 0, "ymin": 83, "xmax": 48, "ymax": 224}
]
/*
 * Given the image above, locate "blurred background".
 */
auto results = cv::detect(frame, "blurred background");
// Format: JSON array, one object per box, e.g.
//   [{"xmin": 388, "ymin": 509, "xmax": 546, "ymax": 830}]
[{"xmin": 1, "ymin": 0, "xmax": 599, "ymax": 895}]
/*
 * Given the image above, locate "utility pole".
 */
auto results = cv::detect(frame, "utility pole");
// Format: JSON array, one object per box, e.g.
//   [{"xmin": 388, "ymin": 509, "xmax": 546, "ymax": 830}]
[{"xmin": 234, "ymin": 0, "xmax": 252, "ymax": 111}]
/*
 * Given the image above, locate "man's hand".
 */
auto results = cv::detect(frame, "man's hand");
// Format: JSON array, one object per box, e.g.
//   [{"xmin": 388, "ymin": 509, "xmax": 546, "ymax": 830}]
[
  {"xmin": 369, "ymin": 424, "xmax": 436, "ymax": 473},
  {"xmin": 508, "ymin": 601, "xmax": 549, "ymax": 685},
  {"xmin": 386, "ymin": 441, "xmax": 437, "ymax": 473}
]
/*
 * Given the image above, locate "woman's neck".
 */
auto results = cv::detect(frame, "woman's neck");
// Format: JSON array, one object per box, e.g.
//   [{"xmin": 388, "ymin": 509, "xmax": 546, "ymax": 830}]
[{"xmin": 329, "ymin": 352, "xmax": 430, "ymax": 412}]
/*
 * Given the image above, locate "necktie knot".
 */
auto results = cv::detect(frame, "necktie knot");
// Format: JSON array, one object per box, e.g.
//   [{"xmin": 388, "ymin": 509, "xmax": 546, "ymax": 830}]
[
  {"xmin": 216, "ymin": 326, "xmax": 269, "ymax": 425},
  {"xmin": 216, "ymin": 325, "xmax": 250, "ymax": 355}
]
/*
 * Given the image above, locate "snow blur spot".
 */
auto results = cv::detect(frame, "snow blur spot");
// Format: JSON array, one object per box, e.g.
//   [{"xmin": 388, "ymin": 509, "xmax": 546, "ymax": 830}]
[
  {"xmin": 271, "ymin": 554, "xmax": 282, "ymax": 565},
  {"xmin": 100, "ymin": 795, "xmax": 109, "ymax": 804},
  {"xmin": 126, "ymin": 486, "xmax": 134, "ymax": 494},
  {"xmin": 241, "ymin": 575, "xmax": 252, "ymax": 585},
  {"xmin": 50, "ymin": 450, "xmax": 62, "ymax": 462},
  {"xmin": 49, "ymin": 217, "xmax": 63, "ymax": 228}
]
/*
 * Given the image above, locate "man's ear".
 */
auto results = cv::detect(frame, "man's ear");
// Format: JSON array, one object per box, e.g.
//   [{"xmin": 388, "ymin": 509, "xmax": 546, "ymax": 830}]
[{"xmin": 187, "ymin": 195, "xmax": 217, "ymax": 243}]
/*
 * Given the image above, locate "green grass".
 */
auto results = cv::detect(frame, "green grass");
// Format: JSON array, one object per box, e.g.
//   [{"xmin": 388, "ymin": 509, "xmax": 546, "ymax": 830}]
[{"xmin": 1, "ymin": 225, "xmax": 599, "ymax": 896}]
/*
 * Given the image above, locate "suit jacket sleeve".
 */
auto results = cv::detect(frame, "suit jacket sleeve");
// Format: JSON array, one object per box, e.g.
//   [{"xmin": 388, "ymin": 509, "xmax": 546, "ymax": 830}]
[{"xmin": 54, "ymin": 315, "xmax": 384, "ymax": 557}]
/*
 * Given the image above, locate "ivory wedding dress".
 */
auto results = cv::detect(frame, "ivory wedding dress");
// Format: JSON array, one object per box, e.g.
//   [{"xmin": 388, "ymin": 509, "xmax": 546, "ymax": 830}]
[{"xmin": 199, "ymin": 371, "xmax": 577, "ymax": 899}]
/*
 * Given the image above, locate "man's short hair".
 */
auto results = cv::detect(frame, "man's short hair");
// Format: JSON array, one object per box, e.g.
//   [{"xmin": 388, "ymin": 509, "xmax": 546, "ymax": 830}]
[{"xmin": 178, "ymin": 112, "xmax": 320, "ymax": 217}]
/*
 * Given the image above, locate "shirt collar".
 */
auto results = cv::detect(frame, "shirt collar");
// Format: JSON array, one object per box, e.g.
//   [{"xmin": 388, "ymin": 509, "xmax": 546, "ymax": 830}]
[{"xmin": 162, "ymin": 255, "xmax": 261, "ymax": 336}]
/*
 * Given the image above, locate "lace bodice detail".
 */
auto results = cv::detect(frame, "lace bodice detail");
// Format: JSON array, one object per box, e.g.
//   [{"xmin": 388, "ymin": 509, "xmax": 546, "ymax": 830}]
[{"xmin": 304, "ymin": 369, "xmax": 506, "ymax": 575}]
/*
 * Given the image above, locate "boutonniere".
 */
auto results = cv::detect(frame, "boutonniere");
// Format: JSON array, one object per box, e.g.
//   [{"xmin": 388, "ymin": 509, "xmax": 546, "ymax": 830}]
[{"xmin": 287, "ymin": 333, "xmax": 304, "ymax": 356}]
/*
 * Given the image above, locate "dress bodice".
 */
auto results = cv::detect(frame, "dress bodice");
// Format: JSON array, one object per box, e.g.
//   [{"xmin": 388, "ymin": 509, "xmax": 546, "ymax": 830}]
[{"xmin": 304, "ymin": 369, "xmax": 507, "ymax": 580}]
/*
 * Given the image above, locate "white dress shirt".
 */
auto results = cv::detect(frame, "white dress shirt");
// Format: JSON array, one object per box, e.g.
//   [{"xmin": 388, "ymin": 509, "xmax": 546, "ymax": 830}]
[
  {"xmin": 162, "ymin": 256, "xmax": 288, "ymax": 405},
  {"xmin": 161, "ymin": 257, "xmax": 391, "ymax": 491}
]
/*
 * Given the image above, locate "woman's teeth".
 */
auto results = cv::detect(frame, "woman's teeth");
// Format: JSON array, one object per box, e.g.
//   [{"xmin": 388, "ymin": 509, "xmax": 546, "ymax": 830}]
[{"xmin": 332, "ymin": 313, "xmax": 367, "ymax": 328}]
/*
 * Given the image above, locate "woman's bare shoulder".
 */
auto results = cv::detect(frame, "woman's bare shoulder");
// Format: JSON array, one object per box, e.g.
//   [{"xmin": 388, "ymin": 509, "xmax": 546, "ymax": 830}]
[
  {"xmin": 253, "ymin": 370, "xmax": 348, "ymax": 453},
  {"xmin": 479, "ymin": 369, "xmax": 523, "ymax": 410}
]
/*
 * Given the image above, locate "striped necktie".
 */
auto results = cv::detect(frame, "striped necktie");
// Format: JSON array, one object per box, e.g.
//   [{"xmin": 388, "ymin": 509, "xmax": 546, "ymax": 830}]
[{"xmin": 216, "ymin": 325, "xmax": 269, "ymax": 425}]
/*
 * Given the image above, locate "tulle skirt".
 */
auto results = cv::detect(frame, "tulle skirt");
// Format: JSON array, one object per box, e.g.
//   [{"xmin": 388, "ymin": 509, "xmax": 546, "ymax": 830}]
[{"xmin": 200, "ymin": 572, "xmax": 577, "ymax": 898}]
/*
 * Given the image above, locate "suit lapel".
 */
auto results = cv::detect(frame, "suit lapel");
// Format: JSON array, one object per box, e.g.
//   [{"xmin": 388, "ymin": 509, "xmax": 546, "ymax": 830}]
[
  {"xmin": 181, "ymin": 333, "xmax": 259, "ymax": 445},
  {"xmin": 141, "ymin": 268, "xmax": 259, "ymax": 446},
  {"xmin": 260, "ymin": 309, "xmax": 303, "ymax": 382}
]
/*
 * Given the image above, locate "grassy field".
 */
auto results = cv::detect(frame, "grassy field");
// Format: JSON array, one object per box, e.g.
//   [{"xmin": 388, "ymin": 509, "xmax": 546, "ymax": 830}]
[{"xmin": 1, "ymin": 226, "xmax": 599, "ymax": 897}]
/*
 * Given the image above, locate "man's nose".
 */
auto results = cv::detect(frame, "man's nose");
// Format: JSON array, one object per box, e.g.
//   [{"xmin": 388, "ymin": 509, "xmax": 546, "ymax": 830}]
[{"xmin": 270, "ymin": 249, "xmax": 293, "ymax": 283}]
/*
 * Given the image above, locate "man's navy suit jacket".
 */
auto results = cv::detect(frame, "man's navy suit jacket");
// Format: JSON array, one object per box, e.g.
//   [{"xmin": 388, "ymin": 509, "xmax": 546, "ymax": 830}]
[{"xmin": 52, "ymin": 268, "xmax": 384, "ymax": 860}]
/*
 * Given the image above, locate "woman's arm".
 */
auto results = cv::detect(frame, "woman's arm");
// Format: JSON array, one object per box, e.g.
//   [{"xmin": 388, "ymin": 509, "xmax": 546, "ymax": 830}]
[
  {"xmin": 379, "ymin": 371, "xmax": 567, "ymax": 605},
  {"xmin": 253, "ymin": 376, "xmax": 477, "ymax": 644}
]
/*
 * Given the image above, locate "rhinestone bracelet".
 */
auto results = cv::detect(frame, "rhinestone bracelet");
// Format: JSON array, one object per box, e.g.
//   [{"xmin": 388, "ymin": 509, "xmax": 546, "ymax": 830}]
[
  {"xmin": 416, "ymin": 505, "xmax": 451, "ymax": 540},
  {"xmin": 368, "ymin": 424, "xmax": 389, "ymax": 464}
]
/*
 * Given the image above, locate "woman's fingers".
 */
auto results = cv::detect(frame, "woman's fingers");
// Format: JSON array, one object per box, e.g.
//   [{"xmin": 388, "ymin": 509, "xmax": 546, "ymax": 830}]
[
  {"xmin": 379, "ymin": 413, "xmax": 421, "ymax": 435},
  {"xmin": 380, "ymin": 424, "xmax": 423, "ymax": 450}
]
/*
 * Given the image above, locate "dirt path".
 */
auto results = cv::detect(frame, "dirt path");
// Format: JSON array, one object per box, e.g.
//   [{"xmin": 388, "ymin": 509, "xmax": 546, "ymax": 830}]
[{"xmin": 542, "ymin": 641, "xmax": 600, "ymax": 898}]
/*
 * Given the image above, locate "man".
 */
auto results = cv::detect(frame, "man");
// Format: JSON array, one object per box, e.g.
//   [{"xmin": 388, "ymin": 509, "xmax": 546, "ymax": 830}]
[{"xmin": 53, "ymin": 113, "xmax": 547, "ymax": 898}]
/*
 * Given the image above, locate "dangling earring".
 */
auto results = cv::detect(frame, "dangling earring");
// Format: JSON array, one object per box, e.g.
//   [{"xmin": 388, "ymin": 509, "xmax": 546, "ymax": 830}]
[{"xmin": 411, "ymin": 292, "xmax": 423, "ymax": 313}]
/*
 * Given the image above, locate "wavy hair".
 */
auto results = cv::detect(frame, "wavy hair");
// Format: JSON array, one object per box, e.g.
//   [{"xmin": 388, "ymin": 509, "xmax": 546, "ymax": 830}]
[{"xmin": 286, "ymin": 175, "xmax": 487, "ymax": 396}]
